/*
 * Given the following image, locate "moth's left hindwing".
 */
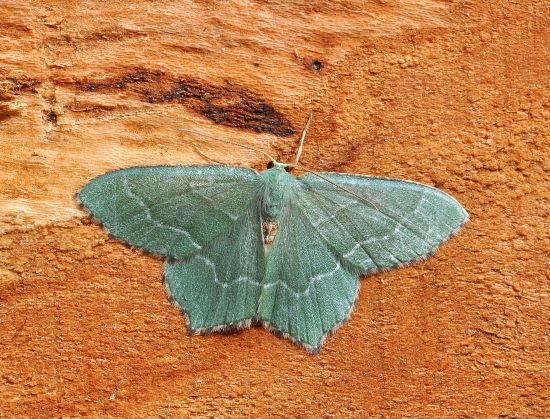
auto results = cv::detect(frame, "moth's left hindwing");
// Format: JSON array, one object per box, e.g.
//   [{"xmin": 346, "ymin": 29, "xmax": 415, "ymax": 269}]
[
  {"xmin": 78, "ymin": 165, "xmax": 262, "ymax": 259},
  {"xmin": 258, "ymin": 193, "xmax": 359, "ymax": 353}
]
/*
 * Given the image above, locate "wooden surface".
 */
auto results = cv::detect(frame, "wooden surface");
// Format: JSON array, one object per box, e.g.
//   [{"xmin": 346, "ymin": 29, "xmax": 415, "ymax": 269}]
[{"xmin": 1, "ymin": 0, "xmax": 548, "ymax": 416}]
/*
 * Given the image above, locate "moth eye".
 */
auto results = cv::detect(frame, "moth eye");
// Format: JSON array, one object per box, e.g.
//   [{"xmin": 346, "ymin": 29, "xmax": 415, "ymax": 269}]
[
  {"xmin": 267, "ymin": 161, "xmax": 275, "ymax": 169},
  {"xmin": 284, "ymin": 166, "xmax": 293, "ymax": 173}
]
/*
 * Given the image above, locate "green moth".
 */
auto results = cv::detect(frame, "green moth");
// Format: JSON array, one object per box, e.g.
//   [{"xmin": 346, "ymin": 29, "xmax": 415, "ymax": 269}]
[{"xmin": 78, "ymin": 123, "xmax": 468, "ymax": 353}]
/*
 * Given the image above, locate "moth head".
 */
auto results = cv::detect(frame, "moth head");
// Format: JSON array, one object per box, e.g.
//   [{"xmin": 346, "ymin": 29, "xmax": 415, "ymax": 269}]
[
  {"xmin": 267, "ymin": 160, "xmax": 293, "ymax": 172},
  {"xmin": 265, "ymin": 112, "xmax": 312, "ymax": 172}
]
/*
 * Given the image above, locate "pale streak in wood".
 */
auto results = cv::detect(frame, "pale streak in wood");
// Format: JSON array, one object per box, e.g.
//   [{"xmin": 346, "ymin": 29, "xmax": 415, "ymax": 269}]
[{"xmin": 0, "ymin": 0, "xmax": 448, "ymax": 233}]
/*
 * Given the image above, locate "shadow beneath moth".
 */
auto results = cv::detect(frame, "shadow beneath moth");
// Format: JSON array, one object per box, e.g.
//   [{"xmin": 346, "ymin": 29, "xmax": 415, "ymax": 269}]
[{"xmin": 77, "ymin": 114, "xmax": 468, "ymax": 353}]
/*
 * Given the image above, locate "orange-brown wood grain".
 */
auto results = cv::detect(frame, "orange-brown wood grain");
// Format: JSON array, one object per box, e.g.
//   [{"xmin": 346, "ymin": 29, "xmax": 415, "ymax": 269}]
[{"xmin": 1, "ymin": 0, "xmax": 548, "ymax": 416}]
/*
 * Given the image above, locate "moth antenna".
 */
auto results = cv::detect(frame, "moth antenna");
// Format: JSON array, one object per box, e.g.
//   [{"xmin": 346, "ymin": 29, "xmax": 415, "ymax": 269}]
[
  {"xmin": 293, "ymin": 163, "xmax": 379, "ymax": 206},
  {"xmin": 295, "ymin": 112, "xmax": 313, "ymax": 164},
  {"xmin": 191, "ymin": 142, "xmax": 225, "ymax": 165},
  {"xmin": 180, "ymin": 128, "xmax": 278, "ymax": 164}
]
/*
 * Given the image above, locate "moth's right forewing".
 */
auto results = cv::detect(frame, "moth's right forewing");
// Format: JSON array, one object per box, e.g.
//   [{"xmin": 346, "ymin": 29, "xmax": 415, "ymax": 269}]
[{"xmin": 78, "ymin": 165, "xmax": 262, "ymax": 259}]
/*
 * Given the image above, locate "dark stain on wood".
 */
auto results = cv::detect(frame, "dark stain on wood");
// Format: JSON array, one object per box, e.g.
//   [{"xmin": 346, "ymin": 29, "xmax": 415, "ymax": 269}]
[
  {"xmin": 71, "ymin": 69, "xmax": 295, "ymax": 137},
  {"xmin": 44, "ymin": 110, "xmax": 58, "ymax": 124},
  {"xmin": 151, "ymin": 79, "xmax": 296, "ymax": 137},
  {"xmin": 311, "ymin": 60, "xmax": 324, "ymax": 71}
]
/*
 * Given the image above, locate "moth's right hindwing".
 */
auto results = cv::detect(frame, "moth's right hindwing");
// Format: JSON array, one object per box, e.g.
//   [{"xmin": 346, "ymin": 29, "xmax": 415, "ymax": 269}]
[{"xmin": 165, "ymin": 201, "xmax": 265, "ymax": 332}]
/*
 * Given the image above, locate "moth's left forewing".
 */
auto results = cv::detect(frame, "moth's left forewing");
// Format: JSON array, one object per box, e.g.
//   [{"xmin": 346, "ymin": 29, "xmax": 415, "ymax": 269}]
[{"xmin": 294, "ymin": 172, "xmax": 468, "ymax": 274}]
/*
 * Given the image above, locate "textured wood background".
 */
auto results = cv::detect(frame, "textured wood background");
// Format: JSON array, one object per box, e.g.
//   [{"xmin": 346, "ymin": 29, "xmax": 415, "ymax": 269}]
[{"xmin": 1, "ymin": 0, "xmax": 548, "ymax": 416}]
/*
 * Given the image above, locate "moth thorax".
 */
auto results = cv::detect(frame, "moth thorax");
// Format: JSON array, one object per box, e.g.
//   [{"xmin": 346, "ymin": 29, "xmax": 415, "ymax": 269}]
[
  {"xmin": 260, "ymin": 167, "xmax": 293, "ymax": 219},
  {"xmin": 262, "ymin": 220, "xmax": 279, "ymax": 246}
]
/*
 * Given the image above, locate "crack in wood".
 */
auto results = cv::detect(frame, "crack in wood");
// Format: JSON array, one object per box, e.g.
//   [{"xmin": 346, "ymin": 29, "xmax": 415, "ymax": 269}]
[{"xmin": 0, "ymin": 78, "xmax": 41, "ymax": 122}]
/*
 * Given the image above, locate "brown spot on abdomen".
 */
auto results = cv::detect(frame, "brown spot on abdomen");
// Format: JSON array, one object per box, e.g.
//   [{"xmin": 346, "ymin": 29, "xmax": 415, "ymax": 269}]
[{"xmin": 263, "ymin": 221, "xmax": 279, "ymax": 247}]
